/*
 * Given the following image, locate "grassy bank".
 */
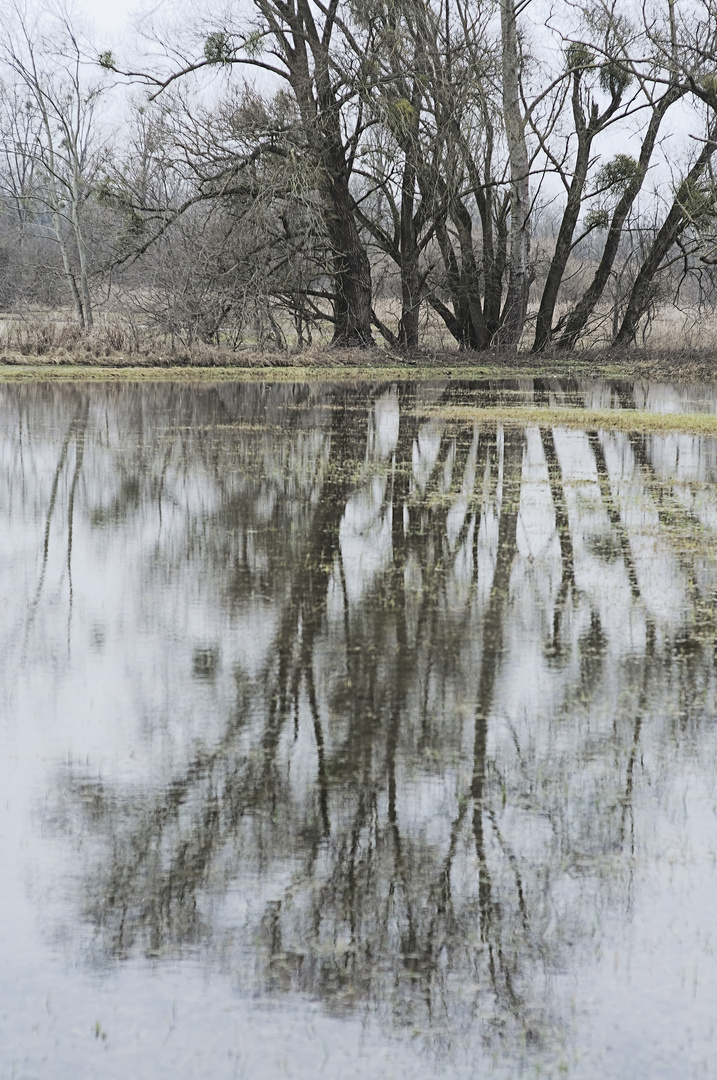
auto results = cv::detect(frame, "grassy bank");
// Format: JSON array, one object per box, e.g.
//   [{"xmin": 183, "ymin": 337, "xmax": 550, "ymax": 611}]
[{"xmin": 1, "ymin": 342, "xmax": 717, "ymax": 383}]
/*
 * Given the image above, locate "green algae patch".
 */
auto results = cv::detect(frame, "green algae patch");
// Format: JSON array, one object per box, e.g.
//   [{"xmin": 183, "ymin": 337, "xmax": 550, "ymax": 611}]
[{"xmin": 428, "ymin": 404, "xmax": 717, "ymax": 435}]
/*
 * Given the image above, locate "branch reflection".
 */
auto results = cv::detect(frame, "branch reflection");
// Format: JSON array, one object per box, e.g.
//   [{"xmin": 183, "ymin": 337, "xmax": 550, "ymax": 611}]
[{"xmin": 5, "ymin": 377, "xmax": 717, "ymax": 1062}]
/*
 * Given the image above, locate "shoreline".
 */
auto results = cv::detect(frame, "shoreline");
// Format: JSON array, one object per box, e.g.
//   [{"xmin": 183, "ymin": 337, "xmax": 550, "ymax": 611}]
[{"xmin": 1, "ymin": 345, "xmax": 717, "ymax": 384}]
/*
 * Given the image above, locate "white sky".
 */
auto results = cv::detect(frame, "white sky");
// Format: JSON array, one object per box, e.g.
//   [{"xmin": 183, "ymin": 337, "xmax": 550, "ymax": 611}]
[{"xmin": 79, "ymin": 0, "xmax": 149, "ymax": 42}]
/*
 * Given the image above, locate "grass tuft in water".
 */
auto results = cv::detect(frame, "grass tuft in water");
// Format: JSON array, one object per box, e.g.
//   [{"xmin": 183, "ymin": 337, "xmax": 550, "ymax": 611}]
[{"xmin": 429, "ymin": 404, "xmax": 717, "ymax": 436}]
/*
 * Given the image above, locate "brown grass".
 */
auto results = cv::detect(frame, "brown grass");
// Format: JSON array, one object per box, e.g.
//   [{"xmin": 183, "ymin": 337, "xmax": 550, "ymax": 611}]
[
  {"xmin": 1, "ymin": 344, "xmax": 716, "ymax": 385},
  {"xmin": 1, "ymin": 308, "xmax": 717, "ymax": 385}
]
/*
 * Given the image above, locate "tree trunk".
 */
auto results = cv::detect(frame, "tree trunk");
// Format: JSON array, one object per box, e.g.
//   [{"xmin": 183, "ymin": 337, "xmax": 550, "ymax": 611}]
[
  {"xmin": 533, "ymin": 71, "xmax": 596, "ymax": 352},
  {"xmin": 325, "ymin": 170, "xmax": 374, "ymax": 347},
  {"xmin": 71, "ymin": 154, "xmax": 93, "ymax": 328},
  {"xmin": 533, "ymin": 148, "xmax": 590, "ymax": 350},
  {"xmin": 52, "ymin": 206, "xmax": 84, "ymax": 328},
  {"xmin": 498, "ymin": 0, "xmax": 530, "ymax": 349},
  {"xmin": 398, "ymin": 184, "xmax": 421, "ymax": 349},
  {"xmin": 398, "ymin": 110, "xmax": 421, "ymax": 349},
  {"xmin": 278, "ymin": 0, "xmax": 374, "ymax": 348},
  {"xmin": 450, "ymin": 195, "xmax": 490, "ymax": 348},
  {"xmin": 464, "ymin": 103, "xmax": 503, "ymax": 340}
]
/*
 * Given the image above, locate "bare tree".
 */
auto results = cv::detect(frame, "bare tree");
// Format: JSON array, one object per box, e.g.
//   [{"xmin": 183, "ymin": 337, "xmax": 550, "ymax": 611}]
[
  {"xmin": 107, "ymin": 0, "xmax": 377, "ymax": 345},
  {"xmin": 0, "ymin": 0, "xmax": 110, "ymax": 328}
]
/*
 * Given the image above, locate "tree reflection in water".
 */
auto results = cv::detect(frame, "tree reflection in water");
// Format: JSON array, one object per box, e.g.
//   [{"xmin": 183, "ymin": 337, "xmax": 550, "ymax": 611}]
[{"xmin": 4, "ymin": 378, "xmax": 717, "ymax": 1069}]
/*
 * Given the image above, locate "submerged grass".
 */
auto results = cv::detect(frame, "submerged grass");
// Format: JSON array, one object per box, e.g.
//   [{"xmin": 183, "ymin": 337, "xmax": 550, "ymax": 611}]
[{"xmin": 429, "ymin": 404, "xmax": 717, "ymax": 436}]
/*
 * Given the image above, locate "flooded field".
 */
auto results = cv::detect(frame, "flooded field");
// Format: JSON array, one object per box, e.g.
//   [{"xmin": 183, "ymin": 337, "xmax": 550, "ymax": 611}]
[{"xmin": 1, "ymin": 377, "xmax": 717, "ymax": 1079}]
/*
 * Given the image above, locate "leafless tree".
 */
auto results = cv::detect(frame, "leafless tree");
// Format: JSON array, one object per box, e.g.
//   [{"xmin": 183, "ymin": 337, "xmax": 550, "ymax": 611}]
[{"xmin": 0, "ymin": 0, "xmax": 110, "ymax": 328}]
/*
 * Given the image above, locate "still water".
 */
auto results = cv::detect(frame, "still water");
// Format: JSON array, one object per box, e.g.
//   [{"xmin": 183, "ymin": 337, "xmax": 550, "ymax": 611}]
[{"xmin": 1, "ymin": 378, "xmax": 717, "ymax": 1079}]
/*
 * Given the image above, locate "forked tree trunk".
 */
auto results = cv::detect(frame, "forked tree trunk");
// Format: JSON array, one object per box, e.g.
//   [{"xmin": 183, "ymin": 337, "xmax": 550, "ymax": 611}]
[
  {"xmin": 614, "ymin": 133, "xmax": 717, "ymax": 345},
  {"xmin": 557, "ymin": 88, "xmax": 683, "ymax": 350},
  {"xmin": 533, "ymin": 73, "xmax": 599, "ymax": 352}
]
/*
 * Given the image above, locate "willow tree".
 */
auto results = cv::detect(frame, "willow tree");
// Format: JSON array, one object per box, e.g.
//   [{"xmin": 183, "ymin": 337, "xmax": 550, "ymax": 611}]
[
  {"xmin": 550, "ymin": 0, "xmax": 717, "ymax": 350},
  {"xmin": 111, "ymin": 0, "xmax": 375, "ymax": 346}
]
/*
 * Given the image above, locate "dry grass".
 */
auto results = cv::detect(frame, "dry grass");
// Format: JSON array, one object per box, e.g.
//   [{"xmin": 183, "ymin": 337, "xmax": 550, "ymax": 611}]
[
  {"xmin": 2, "ymin": 305, "xmax": 717, "ymax": 385},
  {"xmin": 0, "ymin": 348, "xmax": 715, "ymax": 385}
]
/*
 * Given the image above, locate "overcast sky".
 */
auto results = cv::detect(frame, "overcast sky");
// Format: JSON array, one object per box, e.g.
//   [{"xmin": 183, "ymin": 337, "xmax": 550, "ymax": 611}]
[{"xmin": 80, "ymin": 0, "xmax": 146, "ymax": 41}]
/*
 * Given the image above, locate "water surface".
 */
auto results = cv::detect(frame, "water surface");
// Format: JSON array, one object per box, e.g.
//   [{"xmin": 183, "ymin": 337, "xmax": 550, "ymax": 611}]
[{"xmin": 1, "ymin": 377, "xmax": 717, "ymax": 1079}]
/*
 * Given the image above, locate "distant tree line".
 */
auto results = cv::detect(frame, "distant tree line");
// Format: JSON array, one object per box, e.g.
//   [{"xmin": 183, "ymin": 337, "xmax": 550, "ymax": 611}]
[{"xmin": 2, "ymin": 0, "xmax": 717, "ymax": 351}]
